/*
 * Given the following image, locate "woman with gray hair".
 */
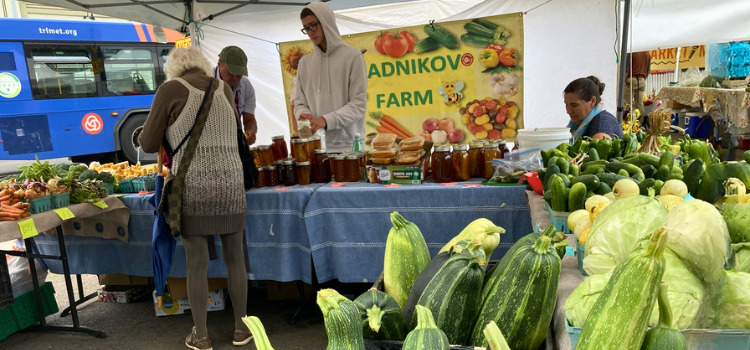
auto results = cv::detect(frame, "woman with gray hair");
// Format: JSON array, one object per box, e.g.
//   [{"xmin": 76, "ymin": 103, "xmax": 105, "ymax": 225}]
[{"xmin": 139, "ymin": 46, "xmax": 251, "ymax": 350}]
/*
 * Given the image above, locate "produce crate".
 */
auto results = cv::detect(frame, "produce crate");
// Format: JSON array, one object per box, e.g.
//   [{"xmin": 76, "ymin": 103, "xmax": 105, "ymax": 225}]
[
  {"xmin": 28, "ymin": 196, "xmax": 52, "ymax": 214},
  {"xmin": 566, "ymin": 317, "xmax": 750, "ymax": 349},
  {"xmin": 102, "ymin": 182, "xmax": 115, "ymax": 195},
  {"xmin": 576, "ymin": 242, "xmax": 587, "ymax": 276},
  {"xmin": 117, "ymin": 179, "xmax": 135, "ymax": 193},
  {"xmin": 50, "ymin": 192, "xmax": 70, "ymax": 209},
  {"xmin": 130, "ymin": 179, "xmax": 146, "ymax": 192},
  {"xmin": 544, "ymin": 202, "xmax": 572, "ymax": 234},
  {"xmin": 0, "ymin": 282, "xmax": 58, "ymax": 341},
  {"xmin": 143, "ymin": 178, "xmax": 156, "ymax": 192},
  {"xmin": 0, "ymin": 255, "xmax": 13, "ymax": 310}
]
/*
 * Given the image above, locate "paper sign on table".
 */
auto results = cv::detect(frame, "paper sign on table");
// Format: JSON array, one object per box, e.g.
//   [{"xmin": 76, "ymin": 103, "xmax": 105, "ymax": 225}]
[
  {"xmin": 92, "ymin": 200, "xmax": 108, "ymax": 209},
  {"xmin": 18, "ymin": 219, "xmax": 39, "ymax": 239},
  {"xmin": 53, "ymin": 207, "xmax": 75, "ymax": 221}
]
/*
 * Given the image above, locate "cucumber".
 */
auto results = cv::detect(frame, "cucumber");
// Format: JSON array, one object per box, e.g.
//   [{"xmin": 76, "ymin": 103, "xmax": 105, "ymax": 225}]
[
  {"xmin": 544, "ymin": 164, "xmax": 560, "ymax": 189},
  {"xmin": 569, "ymin": 164, "xmax": 580, "ymax": 177},
  {"xmin": 568, "ymin": 182, "xmax": 587, "ymax": 211},
  {"xmin": 460, "ymin": 33, "xmax": 494, "ymax": 48},
  {"xmin": 596, "ymin": 173, "xmax": 633, "ymax": 187},
  {"xmin": 618, "ymin": 169, "xmax": 630, "ymax": 177},
  {"xmin": 638, "ymin": 153, "xmax": 661, "ymax": 167},
  {"xmin": 413, "ymin": 37, "xmax": 440, "ymax": 53},
  {"xmin": 581, "ymin": 160, "xmax": 608, "ymax": 171},
  {"xmin": 658, "ymin": 152, "xmax": 675, "ymax": 171},
  {"xmin": 683, "ymin": 159, "xmax": 704, "ymax": 195},
  {"xmin": 639, "ymin": 178, "xmax": 656, "ymax": 196},
  {"xmin": 472, "ymin": 18, "xmax": 499, "ymax": 31},
  {"xmin": 571, "ymin": 174, "xmax": 601, "ymax": 192},
  {"xmin": 655, "ymin": 165, "xmax": 672, "ymax": 182},
  {"xmin": 464, "ymin": 22, "xmax": 495, "ymax": 38},
  {"xmin": 588, "ymin": 148, "xmax": 600, "ymax": 161},
  {"xmin": 653, "ymin": 180, "xmax": 664, "ymax": 195},
  {"xmin": 424, "ymin": 24, "xmax": 459, "ymax": 49},
  {"xmin": 640, "ymin": 164, "xmax": 657, "ymax": 179},
  {"xmin": 549, "ymin": 175, "xmax": 567, "ymax": 212},
  {"xmin": 604, "ymin": 162, "xmax": 643, "ymax": 176},
  {"xmin": 555, "ymin": 157, "xmax": 570, "ymax": 175},
  {"xmin": 595, "ymin": 182, "xmax": 612, "ymax": 195},
  {"xmin": 631, "ymin": 171, "xmax": 645, "ymax": 182},
  {"xmin": 582, "ymin": 164, "xmax": 606, "ymax": 175}
]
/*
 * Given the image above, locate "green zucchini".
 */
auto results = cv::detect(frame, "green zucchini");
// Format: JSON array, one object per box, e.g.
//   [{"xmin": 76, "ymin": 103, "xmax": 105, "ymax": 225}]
[
  {"xmin": 549, "ymin": 175, "xmax": 567, "ymax": 212},
  {"xmin": 423, "ymin": 24, "xmax": 459, "ymax": 49},
  {"xmin": 354, "ymin": 289, "xmax": 408, "ymax": 341},
  {"xmin": 470, "ymin": 234, "xmax": 561, "ymax": 349},
  {"xmin": 744, "ymin": 150, "xmax": 750, "ymax": 163},
  {"xmin": 414, "ymin": 240, "xmax": 485, "ymax": 345},
  {"xmin": 403, "ymin": 305, "xmax": 449, "ymax": 350},
  {"xmin": 568, "ymin": 182, "xmax": 587, "ymax": 211},
  {"xmin": 383, "ymin": 212, "xmax": 431, "ymax": 309},
  {"xmin": 317, "ymin": 289, "xmax": 366, "ymax": 350},
  {"xmin": 403, "ymin": 251, "xmax": 450, "ymax": 326},
  {"xmin": 576, "ymin": 229, "xmax": 668, "ymax": 350},
  {"xmin": 571, "ymin": 174, "xmax": 601, "ymax": 192},
  {"xmin": 483, "ymin": 321, "xmax": 511, "ymax": 350},
  {"xmin": 413, "ymin": 37, "xmax": 440, "ymax": 54},
  {"xmin": 640, "ymin": 283, "xmax": 687, "ymax": 350},
  {"xmin": 241, "ymin": 316, "xmax": 275, "ymax": 350},
  {"xmin": 472, "ymin": 18, "xmax": 499, "ymax": 31},
  {"xmin": 464, "ymin": 21, "xmax": 495, "ymax": 38}
]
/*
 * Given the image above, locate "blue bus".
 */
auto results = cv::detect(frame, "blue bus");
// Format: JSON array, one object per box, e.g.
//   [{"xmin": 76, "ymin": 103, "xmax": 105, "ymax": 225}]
[{"xmin": 0, "ymin": 18, "xmax": 182, "ymax": 164}]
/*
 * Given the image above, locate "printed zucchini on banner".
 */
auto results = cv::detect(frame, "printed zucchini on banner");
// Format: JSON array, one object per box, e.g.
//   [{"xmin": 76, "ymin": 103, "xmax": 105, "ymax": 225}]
[{"xmin": 279, "ymin": 13, "xmax": 524, "ymax": 142}]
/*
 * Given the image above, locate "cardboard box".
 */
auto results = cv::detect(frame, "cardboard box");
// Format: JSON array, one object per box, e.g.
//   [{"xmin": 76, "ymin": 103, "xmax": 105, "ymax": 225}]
[
  {"xmin": 166, "ymin": 277, "xmax": 227, "ymax": 300},
  {"xmin": 152, "ymin": 289, "xmax": 226, "ymax": 317},
  {"xmin": 366, "ymin": 158, "xmax": 427, "ymax": 185},
  {"xmin": 98, "ymin": 274, "xmax": 149, "ymax": 286},
  {"xmin": 97, "ymin": 285, "xmax": 150, "ymax": 303}
]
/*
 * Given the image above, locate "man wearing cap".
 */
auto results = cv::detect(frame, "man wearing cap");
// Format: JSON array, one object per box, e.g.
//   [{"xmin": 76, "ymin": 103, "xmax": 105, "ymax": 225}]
[
  {"xmin": 294, "ymin": 2, "xmax": 367, "ymax": 153},
  {"xmin": 215, "ymin": 46, "xmax": 258, "ymax": 145}
]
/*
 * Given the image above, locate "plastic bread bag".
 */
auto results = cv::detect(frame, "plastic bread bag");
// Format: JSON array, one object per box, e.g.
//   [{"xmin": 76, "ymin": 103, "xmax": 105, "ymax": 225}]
[{"xmin": 489, "ymin": 148, "xmax": 543, "ymax": 183}]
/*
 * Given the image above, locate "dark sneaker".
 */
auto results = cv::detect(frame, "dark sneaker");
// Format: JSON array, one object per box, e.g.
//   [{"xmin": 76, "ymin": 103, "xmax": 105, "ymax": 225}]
[
  {"xmin": 185, "ymin": 327, "xmax": 213, "ymax": 350},
  {"xmin": 232, "ymin": 330, "xmax": 253, "ymax": 346}
]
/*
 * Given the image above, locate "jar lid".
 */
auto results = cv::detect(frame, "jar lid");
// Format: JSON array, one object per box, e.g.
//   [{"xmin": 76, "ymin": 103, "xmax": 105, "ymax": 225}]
[
  {"xmin": 453, "ymin": 144, "xmax": 469, "ymax": 151},
  {"xmin": 435, "ymin": 145, "xmax": 452, "ymax": 151},
  {"xmin": 248, "ymin": 145, "xmax": 257, "ymax": 151},
  {"xmin": 258, "ymin": 145, "xmax": 271, "ymax": 150},
  {"xmin": 296, "ymin": 161, "xmax": 311, "ymax": 166},
  {"xmin": 314, "ymin": 149, "xmax": 327, "ymax": 154},
  {"xmin": 291, "ymin": 138, "xmax": 304, "ymax": 144},
  {"xmin": 271, "ymin": 135, "xmax": 285, "ymax": 140},
  {"xmin": 484, "ymin": 143, "xmax": 499, "ymax": 149},
  {"xmin": 290, "ymin": 133, "xmax": 300, "ymax": 138},
  {"xmin": 266, "ymin": 165, "xmax": 277, "ymax": 170},
  {"xmin": 257, "ymin": 166, "xmax": 267, "ymax": 171},
  {"xmin": 498, "ymin": 139, "xmax": 507, "ymax": 145},
  {"xmin": 470, "ymin": 142, "xmax": 484, "ymax": 148},
  {"xmin": 274, "ymin": 160, "xmax": 284, "ymax": 165},
  {"xmin": 282, "ymin": 159, "xmax": 295, "ymax": 165},
  {"xmin": 310, "ymin": 135, "xmax": 321, "ymax": 141},
  {"xmin": 333, "ymin": 154, "xmax": 347, "ymax": 160},
  {"xmin": 345, "ymin": 154, "xmax": 359, "ymax": 160}
]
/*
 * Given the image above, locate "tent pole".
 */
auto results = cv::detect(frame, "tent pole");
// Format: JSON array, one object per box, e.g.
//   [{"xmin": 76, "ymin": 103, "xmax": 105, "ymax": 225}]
[{"xmin": 616, "ymin": 0, "xmax": 632, "ymax": 124}]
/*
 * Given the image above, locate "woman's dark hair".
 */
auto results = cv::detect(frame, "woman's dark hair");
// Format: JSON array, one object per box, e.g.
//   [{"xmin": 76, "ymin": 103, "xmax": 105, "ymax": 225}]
[
  {"xmin": 300, "ymin": 7, "xmax": 314, "ymax": 19},
  {"xmin": 564, "ymin": 76, "xmax": 605, "ymax": 104}
]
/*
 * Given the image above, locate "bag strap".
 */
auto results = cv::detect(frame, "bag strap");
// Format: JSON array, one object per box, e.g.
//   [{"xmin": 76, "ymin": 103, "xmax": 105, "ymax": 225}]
[
  {"xmin": 163, "ymin": 78, "xmax": 216, "ymax": 157},
  {"xmin": 174, "ymin": 78, "xmax": 216, "ymax": 177}
]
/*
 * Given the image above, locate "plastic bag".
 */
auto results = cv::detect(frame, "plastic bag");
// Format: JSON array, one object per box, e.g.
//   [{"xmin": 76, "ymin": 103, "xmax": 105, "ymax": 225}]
[
  {"xmin": 488, "ymin": 148, "xmax": 544, "ymax": 183},
  {"xmin": 679, "ymin": 67, "xmax": 707, "ymax": 87},
  {"xmin": 7, "ymin": 254, "xmax": 47, "ymax": 298}
]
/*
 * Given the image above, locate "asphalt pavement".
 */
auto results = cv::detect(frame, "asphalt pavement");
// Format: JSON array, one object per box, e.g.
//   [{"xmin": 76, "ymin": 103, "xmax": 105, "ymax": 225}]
[{"xmin": 0, "ymin": 270, "xmax": 372, "ymax": 349}]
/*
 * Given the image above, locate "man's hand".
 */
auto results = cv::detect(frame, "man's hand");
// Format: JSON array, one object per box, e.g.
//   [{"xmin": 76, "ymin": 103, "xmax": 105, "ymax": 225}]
[
  {"xmin": 245, "ymin": 131, "xmax": 257, "ymax": 145},
  {"xmin": 309, "ymin": 116, "xmax": 327, "ymax": 134},
  {"xmin": 298, "ymin": 113, "xmax": 314, "ymax": 121}
]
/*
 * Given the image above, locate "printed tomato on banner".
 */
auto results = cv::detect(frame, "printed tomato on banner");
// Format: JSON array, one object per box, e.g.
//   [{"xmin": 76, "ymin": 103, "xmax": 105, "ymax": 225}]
[{"xmin": 279, "ymin": 13, "xmax": 524, "ymax": 143}]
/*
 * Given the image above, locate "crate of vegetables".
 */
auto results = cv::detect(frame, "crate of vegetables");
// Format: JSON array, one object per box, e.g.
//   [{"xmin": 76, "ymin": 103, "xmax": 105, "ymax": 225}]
[{"xmin": 27, "ymin": 196, "xmax": 52, "ymax": 214}]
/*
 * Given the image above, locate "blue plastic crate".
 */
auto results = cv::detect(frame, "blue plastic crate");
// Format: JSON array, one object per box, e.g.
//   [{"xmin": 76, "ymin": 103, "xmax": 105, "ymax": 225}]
[
  {"xmin": 576, "ymin": 242, "xmax": 588, "ymax": 276},
  {"xmin": 545, "ymin": 202, "xmax": 572, "ymax": 234}
]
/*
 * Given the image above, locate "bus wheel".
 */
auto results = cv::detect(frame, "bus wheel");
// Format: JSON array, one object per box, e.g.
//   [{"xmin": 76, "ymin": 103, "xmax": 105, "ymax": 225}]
[{"xmin": 119, "ymin": 114, "xmax": 147, "ymax": 164}]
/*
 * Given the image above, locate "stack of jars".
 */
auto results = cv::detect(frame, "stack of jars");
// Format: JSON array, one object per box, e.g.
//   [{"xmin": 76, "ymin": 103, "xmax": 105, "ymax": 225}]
[
  {"xmin": 330, "ymin": 152, "xmax": 365, "ymax": 182},
  {"xmin": 249, "ymin": 134, "xmax": 329, "ymax": 188},
  {"xmin": 431, "ymin": 140, "xmax": 510, "ymax": 183}
]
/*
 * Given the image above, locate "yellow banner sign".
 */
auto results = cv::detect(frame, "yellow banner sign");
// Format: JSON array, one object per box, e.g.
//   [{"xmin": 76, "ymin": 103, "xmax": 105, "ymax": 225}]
[
  {"xmin": 650, "ymin": 45, "xmax": 706, "ymax": 74},
  {"xmin": 175, "ymin": 37, "xmax": 191, "ymax": 48},
  {"xmin": 279, "ymin": 13, "xmax": 524, "ymax": 143}
]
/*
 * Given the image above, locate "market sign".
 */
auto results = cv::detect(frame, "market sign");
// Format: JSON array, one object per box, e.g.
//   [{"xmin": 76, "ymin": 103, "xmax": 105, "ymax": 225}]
[
  {"xmin": 279, "ymin": 13, "xmax": 524, "ymax": 143},
  {"xmin": 650, "ymin": 45, "xmax": 706, "ymax": 74},
  {"xmin": 175, "ymin": 36, "xmax": 191, "ymax": 48}
]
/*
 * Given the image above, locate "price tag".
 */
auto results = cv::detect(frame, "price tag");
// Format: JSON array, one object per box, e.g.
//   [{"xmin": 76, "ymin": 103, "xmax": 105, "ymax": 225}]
[
  {"xmin": 91, "ymin": 200, "xmax": 108, "ymax": 209},
  {"xmin": 18, "ymin": 219, "xmax": 39, "ymax": 239},
  {"xmin": 330, "ymin": 183, "xmax": 347, "ymax": 187},
  {"xmin": 463, "ymin": 184, "xmax": 483, "ymax": 188},
  {"xmin": 273, "ymin": 187, "xmax": 291, "ymax": 191},
  {"xmin": 53, "ymin": 207, "xmax": 75, "ymax": 221},
  {"xmin": 383, "ymin": 184, "xmax": 401, "ymax": 188},
  {"xmin": 440, "ymin": 182, "xmax": 458, "ymax": 187}
]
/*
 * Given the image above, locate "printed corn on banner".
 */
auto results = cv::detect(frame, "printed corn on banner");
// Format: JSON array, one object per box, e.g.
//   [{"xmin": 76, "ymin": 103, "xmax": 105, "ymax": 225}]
[{"xmin": 279, "ymin": 13, "xmax": 524, "ymax": 143}]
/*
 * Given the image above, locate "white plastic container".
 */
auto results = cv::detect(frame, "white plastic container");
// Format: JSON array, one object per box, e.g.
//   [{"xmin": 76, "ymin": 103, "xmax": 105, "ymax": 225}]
[{"xmin": 516, "ymin": 127, "xmax": 571, "ymax": 150}]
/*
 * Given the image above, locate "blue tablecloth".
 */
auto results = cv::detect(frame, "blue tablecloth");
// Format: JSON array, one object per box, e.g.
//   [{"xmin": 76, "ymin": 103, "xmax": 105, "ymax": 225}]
[
  {"xmin": 304, "ymin": 182, "xmax": 532, "ymax": 284},
  {"xmin": 34, "ymin": 184, "xmax": 321, "ymax": 283}
]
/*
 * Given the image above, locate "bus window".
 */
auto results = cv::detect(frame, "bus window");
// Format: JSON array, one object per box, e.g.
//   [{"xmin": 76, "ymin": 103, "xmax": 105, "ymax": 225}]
[
  {"xmin": 101, "ymin": 47, "xmax": 157, "ymax": 96},
  {"xmin": 27, "ymin": 45, "xmax": 97, "ymax": 99}
]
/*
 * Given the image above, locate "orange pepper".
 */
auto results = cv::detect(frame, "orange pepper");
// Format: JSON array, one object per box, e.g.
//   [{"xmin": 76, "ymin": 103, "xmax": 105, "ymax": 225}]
[{"xmin": 498, "ymin": 48, "xmax": 518, "ymax": 67}]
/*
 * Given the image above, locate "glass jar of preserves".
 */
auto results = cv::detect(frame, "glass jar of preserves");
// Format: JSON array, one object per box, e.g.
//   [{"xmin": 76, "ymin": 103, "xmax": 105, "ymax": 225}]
[
  {"xmin": 311, "ymin": 149, "xmax": 331, "ymax": 183},
  {"xmin": 344, "ymin": 154, "xmax": 360, "ymax": 182},
  {"xmin": 452, "ymin": 144, "xmax": 470, "ymax": 181},
  {"xmin": 295, "ymin": 161, "xmax": 312, "ymax": 185},
  {"xmin": 257, "ymin": 145, "xmax": 274, "ymax": 166},
  {"xmin": 291, "ymin": 138, "xmax": 311, "ymax": 162},
  {"xmin": 497, "ymin": 140, "xmax": 510, "ymax": 159},
  {"xmin": 266, "ymin": 165, "xmax": 278, "ymax": 186},
  {"xmin": 254, "ymin": 166, "xmax": 267, "ymax": 188},
  {"xmin": 468, "ymin": 142, "xmax": 485, "ymax": 179},
  {"xmin": 310, "ymin": 135, "xmax": 322, "ymax": 151},
  {"xmin": 282, "ymin": 159, "xmax": 296, "ymax": 186},
  {"xmin": 289, "ymin": 134, "xmax": 300, "ymax": 159},
  {"xmin": 271, "ymin": 135, "xmax": 288, "ymax": 160},
  {"xmin": 250, "ymin": 146, "xmax": 262, "ymax": 167},
  {"xmin": 432, "ymin": 146, "xmax": 453, "ymax": 183},
  {"xmin": 332, "ymin": 154, "xmax": 346, "ymax": 182},
  {"xmin": 484, "ymin": 143, "xmax": 500, "ymax": 179},
  {"xmin": 274, "ymin": 160, "xmax": 285, "ymax": 185}
]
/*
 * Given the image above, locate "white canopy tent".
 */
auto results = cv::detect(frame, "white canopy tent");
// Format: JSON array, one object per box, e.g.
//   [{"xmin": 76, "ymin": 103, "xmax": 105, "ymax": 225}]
[{"xmin": 22, "ymin": 0, "xmax": 750, "ymax": 144}]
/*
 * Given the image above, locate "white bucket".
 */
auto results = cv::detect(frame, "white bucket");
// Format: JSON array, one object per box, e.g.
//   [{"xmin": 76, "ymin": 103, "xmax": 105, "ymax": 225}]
[{"xmin": 516, "ymin": 127, "xmax": 571, "ymax": 150}]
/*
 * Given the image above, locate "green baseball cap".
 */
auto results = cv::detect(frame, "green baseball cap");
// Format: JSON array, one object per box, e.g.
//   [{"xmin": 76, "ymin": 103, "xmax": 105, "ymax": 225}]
[{"xmin": 218, "ymin": 46, "xmax": 248, "ymax": 76}]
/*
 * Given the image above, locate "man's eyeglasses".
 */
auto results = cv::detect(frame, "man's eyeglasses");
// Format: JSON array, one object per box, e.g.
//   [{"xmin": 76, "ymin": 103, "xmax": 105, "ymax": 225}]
[{"xmin": 301, "ymin": 21, "xmax": 320, "ymax": 35}]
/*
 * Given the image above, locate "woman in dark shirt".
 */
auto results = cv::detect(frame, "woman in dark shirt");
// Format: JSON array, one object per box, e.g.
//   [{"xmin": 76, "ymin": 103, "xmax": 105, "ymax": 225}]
[{"xmin": 564, "ymin": 76, "xmax": 623, "ymax": 140}]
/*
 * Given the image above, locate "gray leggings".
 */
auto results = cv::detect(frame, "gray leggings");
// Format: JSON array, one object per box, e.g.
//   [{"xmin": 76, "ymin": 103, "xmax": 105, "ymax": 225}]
[{"xmin": 182, "ymin": 231, "xmax": 247, "ymax": 338}]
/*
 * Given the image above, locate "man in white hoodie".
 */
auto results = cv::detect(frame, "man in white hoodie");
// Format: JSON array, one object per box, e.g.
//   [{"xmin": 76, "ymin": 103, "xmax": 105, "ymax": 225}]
[{"xmin": 294, "ymin": 2, "xmax": 367, "ymax": 153}]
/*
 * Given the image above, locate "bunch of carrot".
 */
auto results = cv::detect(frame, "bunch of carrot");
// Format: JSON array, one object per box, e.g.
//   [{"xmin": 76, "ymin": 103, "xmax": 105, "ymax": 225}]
[
  {"xmin": 368, "ymin": 112, "xmax": 413, "ymax": 140},
  {"xmin": 0, "ymin": 189, "xmax": 31, "ymax": 221}
]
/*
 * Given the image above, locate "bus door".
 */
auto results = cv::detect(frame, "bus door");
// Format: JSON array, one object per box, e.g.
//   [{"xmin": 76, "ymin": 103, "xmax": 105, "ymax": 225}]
[{"xmin": 0, "ymin": 41, "xmax": 55, "ymax": 158}]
